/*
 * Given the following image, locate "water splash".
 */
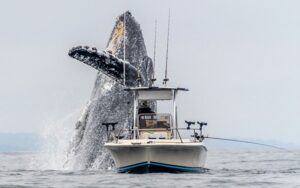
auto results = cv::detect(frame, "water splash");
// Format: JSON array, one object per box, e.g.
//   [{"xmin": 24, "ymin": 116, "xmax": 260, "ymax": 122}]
[{"xmin": 30, "ymin": 110, "xmax": 80, "ymax": 170}]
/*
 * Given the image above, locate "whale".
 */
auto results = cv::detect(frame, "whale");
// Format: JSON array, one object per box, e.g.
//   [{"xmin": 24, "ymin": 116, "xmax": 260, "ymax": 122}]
[{"xmin": 66, "ymin": 11, "xmax": 155, "ymax": 169}]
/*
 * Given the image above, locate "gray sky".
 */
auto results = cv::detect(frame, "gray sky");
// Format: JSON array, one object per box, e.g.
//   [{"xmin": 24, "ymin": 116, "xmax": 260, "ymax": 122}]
[{"xmin": 0, "ymin": 0, "xmax": 300, "ymax": 145}]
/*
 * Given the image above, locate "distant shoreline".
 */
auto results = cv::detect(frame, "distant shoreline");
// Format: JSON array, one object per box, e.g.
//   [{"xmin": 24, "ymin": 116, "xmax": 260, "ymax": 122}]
[{"xmin": 0, "ymin": 132, "xmax": 299, "ymax": 152}]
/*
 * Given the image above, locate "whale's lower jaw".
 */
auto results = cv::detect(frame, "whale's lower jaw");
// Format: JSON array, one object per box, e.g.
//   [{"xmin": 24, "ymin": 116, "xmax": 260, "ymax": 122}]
[{"xmin": 69, "ymin": 46, "xmax": 138, "ymax": 86}]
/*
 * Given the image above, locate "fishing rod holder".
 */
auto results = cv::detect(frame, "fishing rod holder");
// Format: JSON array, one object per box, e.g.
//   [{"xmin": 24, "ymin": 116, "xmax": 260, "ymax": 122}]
[
  {"xmin": 191, "ymin": 132, "xmax": 204, "ymax": 142},
  {"xmin": 197, "ymin": 121, "xmax": 207, "ymax": 134},
  {"xmin": 185, "ymin": 121, "xmax": 208, "ymax": 142},
  {"xmin": 102, "ymin": 122, "xmax": 118, "ymax": 141},
  {"xmin": 102, "ymin": 122, "xmax": 118, "ymax": 131},
  {"xmin": 185, "ymin": 120, "xmax": 195, "ymax": 130},
  {"xmin": 163, "ymin": 78, "xmax": 169, "ymax": 85},
  {"xmin": 150, "ymin": 78, "xmax": 156, "ymax": 86},
  {"xmin": 197, "ymin": 121, "xmax": 207, "ymax": 140}
]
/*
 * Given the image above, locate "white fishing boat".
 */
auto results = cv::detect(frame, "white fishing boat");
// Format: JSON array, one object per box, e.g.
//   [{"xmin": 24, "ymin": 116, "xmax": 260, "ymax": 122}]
[{"xmin": 104, "ymin": 86, "xmax": 208, "ymax": 173}]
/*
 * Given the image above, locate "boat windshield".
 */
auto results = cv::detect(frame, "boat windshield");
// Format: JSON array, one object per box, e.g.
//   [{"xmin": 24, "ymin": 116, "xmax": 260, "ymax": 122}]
[{"xmin": 139, "ymin": 114, "xmax": 171, "ymax": 129}]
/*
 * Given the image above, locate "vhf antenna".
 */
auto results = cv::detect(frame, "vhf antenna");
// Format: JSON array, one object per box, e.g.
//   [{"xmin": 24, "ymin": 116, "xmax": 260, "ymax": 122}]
[
  {"xmin": 163, "ymin": 9, "xmax": 171, "ymax": 85},
  {"xmin": 151, "ymin": 19, "xmax": 157, "ymax": 85},
  {"xmin": 123, "ymin": 12, "xmax": 126, "ymax": 86}
]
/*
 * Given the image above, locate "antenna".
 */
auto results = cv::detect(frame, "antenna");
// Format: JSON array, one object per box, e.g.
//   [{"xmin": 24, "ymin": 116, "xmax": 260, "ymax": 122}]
[
  {"xmin": 151, "ymin": 19, "xmax": 158, "ymax": 84},
  {"xmin": 163, "ymin": 9, "xmax": 171, "ymax": 85},
  {"xmin": 153, "ymin": 20, "xmax": 157, "ymax": 79},
  {"xmin": 151, "ymin": 19, "xmax": 157, "ymax": 86},
  {"xmin": 123, "ymin": 12, "xmax": 126, "ymax": 86}
]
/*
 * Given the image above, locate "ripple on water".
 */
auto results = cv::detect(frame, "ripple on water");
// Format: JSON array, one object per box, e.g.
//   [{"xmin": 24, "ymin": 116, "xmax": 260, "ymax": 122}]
[{"xmin": 0, "ymin": 151, "xmax": 300, "ymax": 188}]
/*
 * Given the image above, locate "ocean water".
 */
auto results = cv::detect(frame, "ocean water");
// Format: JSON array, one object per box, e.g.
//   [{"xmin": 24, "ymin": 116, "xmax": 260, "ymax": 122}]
[{"xmin": 0, "ymin": 150, "xmax": 299, "ymax": 188}]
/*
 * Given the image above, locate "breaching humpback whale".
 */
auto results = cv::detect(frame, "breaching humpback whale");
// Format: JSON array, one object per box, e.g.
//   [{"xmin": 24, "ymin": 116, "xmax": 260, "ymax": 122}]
[{"xmin": 66, "ymin": 11, "xmax": 154, "ymax": 169}]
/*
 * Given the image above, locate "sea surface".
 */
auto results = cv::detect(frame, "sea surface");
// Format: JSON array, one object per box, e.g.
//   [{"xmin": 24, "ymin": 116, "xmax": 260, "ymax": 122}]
[{"xmin": 0, "ymin": 150, "xmax": 299, "ymax": 188}]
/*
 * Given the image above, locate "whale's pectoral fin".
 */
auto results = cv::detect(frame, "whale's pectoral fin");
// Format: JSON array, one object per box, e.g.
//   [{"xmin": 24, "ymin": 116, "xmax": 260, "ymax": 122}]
[{"xmin": 68, "ymin": 46, "xmax": 138, "ymax": 86}]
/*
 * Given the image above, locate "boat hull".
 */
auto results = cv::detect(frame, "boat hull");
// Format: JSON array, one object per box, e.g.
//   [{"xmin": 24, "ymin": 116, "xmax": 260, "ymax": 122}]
[
  {"xmin": 105, "ymin": 141, "xmax": 207, "ymax": 173},
  {"xmin": 118, "ymin": 161, "xmax": 207, "ymax": 173}
]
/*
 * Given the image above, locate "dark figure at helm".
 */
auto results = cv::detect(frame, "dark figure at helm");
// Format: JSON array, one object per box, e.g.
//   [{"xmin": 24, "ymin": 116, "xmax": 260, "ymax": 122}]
[{"xmin": 138, "ymin": 101, "xmax": 154, "ymax": 114}]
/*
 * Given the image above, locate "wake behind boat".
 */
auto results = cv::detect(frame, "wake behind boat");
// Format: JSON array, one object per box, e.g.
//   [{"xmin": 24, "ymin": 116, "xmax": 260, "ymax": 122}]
[{"xmin": 104, "ymin": 87, "xmax": 208, "ymax": 173}]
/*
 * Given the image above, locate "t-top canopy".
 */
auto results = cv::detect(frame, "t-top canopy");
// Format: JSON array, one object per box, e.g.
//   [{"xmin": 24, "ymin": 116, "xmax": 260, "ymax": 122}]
[{"xmin": 125, "ymin": 87, "xmax": 188, "ymax": 100}]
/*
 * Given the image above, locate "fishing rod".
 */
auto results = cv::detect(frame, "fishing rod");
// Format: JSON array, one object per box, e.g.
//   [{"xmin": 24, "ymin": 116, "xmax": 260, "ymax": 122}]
[
  {"xmin": 183, "ymin": 121, "xmax": 288, "ymax": 151},
  {"xmin": 204, "ymin": 136, "xmax": 288, "ymax": 151}
]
